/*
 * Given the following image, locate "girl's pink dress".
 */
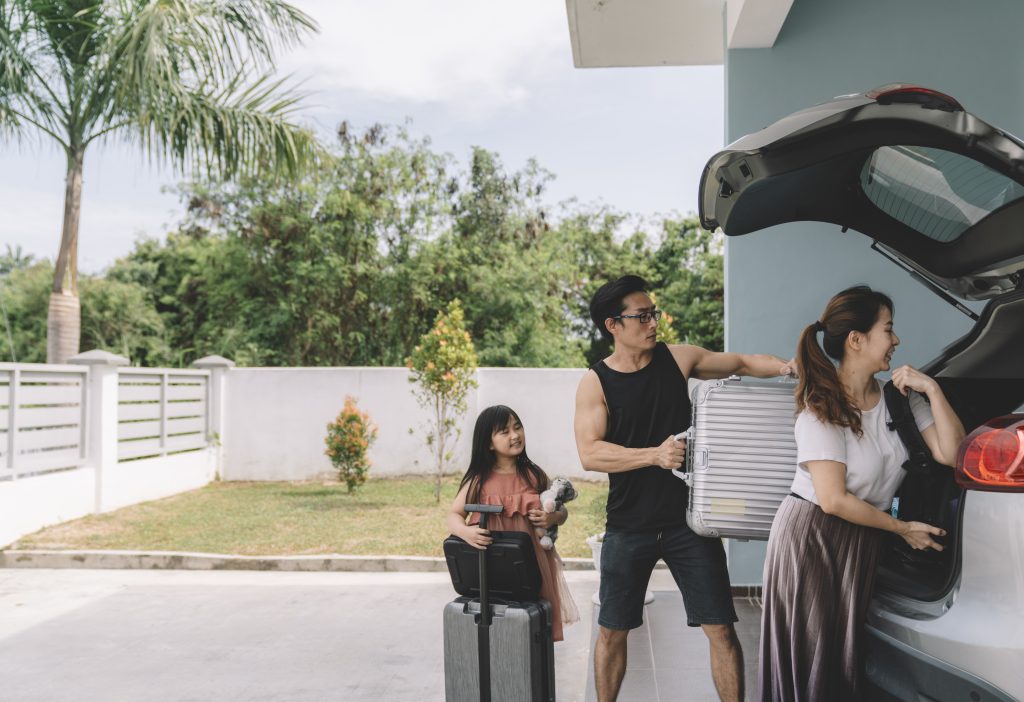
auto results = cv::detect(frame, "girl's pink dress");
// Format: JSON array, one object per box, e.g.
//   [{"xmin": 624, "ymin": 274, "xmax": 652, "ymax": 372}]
[{"xmin": 468, "ymin": 471, "xmax": 579, "ymax": 641}]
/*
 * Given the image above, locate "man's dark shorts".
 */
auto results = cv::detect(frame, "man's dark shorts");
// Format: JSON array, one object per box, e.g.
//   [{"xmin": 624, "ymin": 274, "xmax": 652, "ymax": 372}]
[{"xmin": 598, "ymin": 524, "xmax": 737, "ymax": 630}]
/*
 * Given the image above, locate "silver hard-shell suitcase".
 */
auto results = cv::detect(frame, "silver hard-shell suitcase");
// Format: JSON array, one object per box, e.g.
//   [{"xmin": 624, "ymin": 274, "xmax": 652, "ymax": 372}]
[
  {"xmin": 673, "ymin": 376, "xmax": 798, "ymax": 540},
  {"xmin": 443, "ymin": 597, "xmax": 555, "ymax": 701}
]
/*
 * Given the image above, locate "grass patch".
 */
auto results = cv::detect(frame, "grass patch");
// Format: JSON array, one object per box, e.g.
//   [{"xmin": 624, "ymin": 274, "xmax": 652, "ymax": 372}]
[{"xmin": 14, "ymin": 476, "xmax": 609, "ymax": 558}]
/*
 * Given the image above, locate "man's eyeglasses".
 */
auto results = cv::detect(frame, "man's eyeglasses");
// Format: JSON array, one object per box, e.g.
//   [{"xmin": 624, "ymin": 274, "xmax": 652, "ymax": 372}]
[{"xmin": 612, "ymin": 310, "xmax": 662, "ymax": 324}]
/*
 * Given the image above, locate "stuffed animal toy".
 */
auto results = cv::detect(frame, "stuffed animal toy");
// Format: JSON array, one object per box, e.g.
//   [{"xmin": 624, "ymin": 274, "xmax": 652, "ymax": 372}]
[{"xmin": 535, "ymin": 477, "xmax": 578, "ymax": 550}]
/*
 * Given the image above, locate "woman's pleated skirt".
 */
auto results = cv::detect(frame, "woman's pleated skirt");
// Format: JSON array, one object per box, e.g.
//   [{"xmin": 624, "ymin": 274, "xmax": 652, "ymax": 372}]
[{"xmin": 758, "ymin": 495, "xmax": 884, "ymax": 702}]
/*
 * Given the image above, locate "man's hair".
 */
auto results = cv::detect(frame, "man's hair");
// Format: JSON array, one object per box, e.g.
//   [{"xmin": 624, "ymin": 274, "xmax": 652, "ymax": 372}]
[{"xmin": 589, "ymin": 275, "xmax": 650, "ymax": 343}]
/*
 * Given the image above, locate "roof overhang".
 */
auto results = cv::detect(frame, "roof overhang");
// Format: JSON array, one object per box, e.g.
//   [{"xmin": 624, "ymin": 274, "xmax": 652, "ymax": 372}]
[{"xmin": 565, "ymin": 0, "xmax": 794, "ymax": 68}]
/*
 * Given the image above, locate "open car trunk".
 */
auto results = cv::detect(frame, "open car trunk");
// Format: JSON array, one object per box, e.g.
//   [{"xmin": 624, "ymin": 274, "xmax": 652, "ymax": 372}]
[
  {"xmin": 877, "ymin": 288, "xmax": 1024, "ymax": 600},
  {"xmin": 699, "ymin": 85, "xmax": 1024, "ymax": 602}
]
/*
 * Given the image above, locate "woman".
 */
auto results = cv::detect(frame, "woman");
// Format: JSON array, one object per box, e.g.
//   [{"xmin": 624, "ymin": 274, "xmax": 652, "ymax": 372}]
[{"xmin": 759, "ymin": 286, "xmax": 964, "ymax": 701}]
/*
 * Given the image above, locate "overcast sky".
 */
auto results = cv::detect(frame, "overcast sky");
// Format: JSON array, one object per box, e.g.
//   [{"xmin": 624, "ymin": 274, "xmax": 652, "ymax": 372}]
[{"xmin": 0, "ymin": 0, "xmax": 724, "ymax": 274}]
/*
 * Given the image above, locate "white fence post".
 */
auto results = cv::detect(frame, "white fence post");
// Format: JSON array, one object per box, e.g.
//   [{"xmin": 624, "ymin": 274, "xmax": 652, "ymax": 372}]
[
  {"xmin": 70, "ymin": 349, "xmax": 129, "ymax": 512},
  {"xmin": 5, "ymin": 366, "xmax": 19, "ymax": 479},
  {"xmin": 192, "ymin": 355, "xmax": 234, "ymax": 480}
]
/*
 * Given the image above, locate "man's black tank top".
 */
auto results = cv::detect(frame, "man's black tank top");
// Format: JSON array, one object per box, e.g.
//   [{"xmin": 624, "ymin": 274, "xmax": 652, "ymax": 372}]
[{"xmin": 592, "ymin": 342, "xmax": 692, "ymax": 532}]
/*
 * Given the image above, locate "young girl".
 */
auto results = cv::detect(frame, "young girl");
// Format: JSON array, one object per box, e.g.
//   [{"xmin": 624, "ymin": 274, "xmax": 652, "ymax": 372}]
[{"xmin": 447, "ymin": 404, "xmax": 579, "ymax": 642}]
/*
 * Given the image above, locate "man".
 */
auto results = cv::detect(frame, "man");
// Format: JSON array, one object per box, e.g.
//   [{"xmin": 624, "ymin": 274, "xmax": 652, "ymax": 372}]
[{"xmin": 574, "ymin": 275, "xmax": 793, "ymax": 702}]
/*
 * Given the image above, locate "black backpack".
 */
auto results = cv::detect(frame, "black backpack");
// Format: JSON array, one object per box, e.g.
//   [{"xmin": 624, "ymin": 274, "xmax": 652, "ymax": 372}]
[{"xmin": 882, "ymin": 380, "xmax": 951, "ymax": 560}]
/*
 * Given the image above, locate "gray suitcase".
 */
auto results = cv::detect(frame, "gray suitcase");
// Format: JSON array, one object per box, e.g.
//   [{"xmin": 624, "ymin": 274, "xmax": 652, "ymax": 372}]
[
  {"xmin": 673, "ymin": 376, "xmax": 798, "ymax": 540},
  {"xmin": 443, "ymin": 503, "xmax": 556, "ymax": 702},
  {"xmin": 443, "ymin": 597, "xmax": 555, "ymax": 701}
]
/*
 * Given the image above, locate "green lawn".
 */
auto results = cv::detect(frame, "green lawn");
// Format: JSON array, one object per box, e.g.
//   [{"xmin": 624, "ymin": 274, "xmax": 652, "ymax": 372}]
[{"xmin": 14, "ymin": 476, "xmax": 608, "ymax": 559}]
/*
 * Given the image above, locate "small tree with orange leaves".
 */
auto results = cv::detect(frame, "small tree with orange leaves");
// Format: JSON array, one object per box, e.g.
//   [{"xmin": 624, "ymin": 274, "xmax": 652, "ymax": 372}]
[
  {"xmin": 407, "ymin": 299, "xmax": 478, "ymax": 503},
  {"xmin": 650, "ymin": 292, "xmax": 681, "ymax": 345},
  {"xmin": 325, "ymin": 396, "xmax": 378, "ymax": 493}
]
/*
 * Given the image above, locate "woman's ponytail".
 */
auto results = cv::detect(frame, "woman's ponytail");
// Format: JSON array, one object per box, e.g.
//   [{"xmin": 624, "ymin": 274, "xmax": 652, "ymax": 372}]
[{"xmin": 795, "ymin": 286, "xmax": 895, "ymax": 436}]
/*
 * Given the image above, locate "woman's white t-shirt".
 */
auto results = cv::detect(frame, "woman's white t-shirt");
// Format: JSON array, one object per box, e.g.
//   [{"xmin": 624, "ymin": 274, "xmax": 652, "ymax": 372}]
[{"xmin": 790, "ymin": 380, "xmax": 935, "ymax": 511}]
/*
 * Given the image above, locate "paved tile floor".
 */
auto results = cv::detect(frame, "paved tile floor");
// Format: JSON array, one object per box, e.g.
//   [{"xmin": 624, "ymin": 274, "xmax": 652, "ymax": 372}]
[{"xmin": 584, "ymin": 585, "xmax": 763, "ymax": 701}]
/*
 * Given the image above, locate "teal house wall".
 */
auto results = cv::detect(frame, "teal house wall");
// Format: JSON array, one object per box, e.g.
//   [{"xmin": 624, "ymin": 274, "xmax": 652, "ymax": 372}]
[{"xmin": 722, "ymin": 0, "xmax": 1024, "ymax": 583}]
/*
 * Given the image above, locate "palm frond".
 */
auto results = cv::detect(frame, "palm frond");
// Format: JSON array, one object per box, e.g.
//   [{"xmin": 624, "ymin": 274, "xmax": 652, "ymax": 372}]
[
  {"xmin": 0, "ymin": 0, "xmax": 69, "ymax": 145},
  {"xmin": 80, "ymin": 0, "xmax": 321, "ymax": 176},
  {"xmin": 110, "ymin": 0, "xmax": 316, "ymax": 91},
  {"xmin": 5, "ymin": 0, "xmax": 323, "ymax": 177},
  {"xmin": 129, "ymin": 69, "xmax": 324, "ymax": 179}
]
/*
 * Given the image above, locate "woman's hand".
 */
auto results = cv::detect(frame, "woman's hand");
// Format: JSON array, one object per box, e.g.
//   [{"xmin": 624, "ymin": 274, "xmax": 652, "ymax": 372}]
[
  {"xmin": 891, "ymin": 364, "xmax": 937, "ymax": 397},
  {"xmin": 527, "ymin": 508, "xmax": 559, "ymax": 530},
  {"xmin": 461, "ymin": 525, "xmax": 493, "ymax": 550},
  {"xmin": 898, "ymin": 520, "xmax": 946, "ymax": 551}
]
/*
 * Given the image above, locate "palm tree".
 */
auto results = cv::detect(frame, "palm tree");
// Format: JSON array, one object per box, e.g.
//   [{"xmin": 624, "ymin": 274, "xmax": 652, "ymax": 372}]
[{"xmin": 0, "ymin": 0, "xmax": 322, "ymax": 363}]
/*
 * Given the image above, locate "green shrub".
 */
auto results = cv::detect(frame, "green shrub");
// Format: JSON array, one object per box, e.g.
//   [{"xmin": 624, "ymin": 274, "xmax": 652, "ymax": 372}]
[{"xmin": 325, "ymin": 396, "xmax": 378, "ymax": 493}]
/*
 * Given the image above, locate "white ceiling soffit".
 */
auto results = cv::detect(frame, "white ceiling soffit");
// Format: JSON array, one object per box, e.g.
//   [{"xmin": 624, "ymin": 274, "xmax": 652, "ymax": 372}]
[
  {"xmin": 565, "ymin": 0, "xmax": 794, "ymax": 68},
  {"xmin": 726, "ymin": 0, "xmax": 795, "ymax": 49}
]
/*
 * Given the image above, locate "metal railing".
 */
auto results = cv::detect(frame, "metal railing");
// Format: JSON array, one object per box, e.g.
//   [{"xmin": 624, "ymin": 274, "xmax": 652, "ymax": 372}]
[
  {"xmin": 0, "ymin": 363, "xmax": 89, "ymax": 479},
  {"xmin": 117, "ymin": 369, "xmax": 211, "ymax": 461}
]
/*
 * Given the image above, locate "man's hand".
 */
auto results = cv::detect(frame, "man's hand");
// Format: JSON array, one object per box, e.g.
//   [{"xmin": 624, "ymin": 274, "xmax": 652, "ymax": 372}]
[
  {"xmin": 653, "ymin": 434, "xmax": 685, "ymax": 470},
  {"xmin": 780, "ymin": 358, "xmax": 798, "ymax": 378}
]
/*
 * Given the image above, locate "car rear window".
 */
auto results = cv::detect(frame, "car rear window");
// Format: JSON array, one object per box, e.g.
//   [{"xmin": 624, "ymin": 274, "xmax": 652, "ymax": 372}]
[{"xmin": 860, "ymin": 145, "xmax": 1024, "ymax": 242}]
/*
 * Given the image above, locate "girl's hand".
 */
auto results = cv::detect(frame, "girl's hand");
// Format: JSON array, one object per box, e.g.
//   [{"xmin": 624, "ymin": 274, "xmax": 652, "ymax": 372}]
[
  {"xmin": 462, "ymin": 526, "xmax": 492, "ymax": 550},
  {"xmin": 891, "ymin": 365, "xmax": 937, "ymax": 397},
  {"xmin": 527, "ymin": 509, "xmax": 558, "ymax": 529},
  {"xmin": 898, "ymin": 520, "xmax": 946, "ymax": 551}
]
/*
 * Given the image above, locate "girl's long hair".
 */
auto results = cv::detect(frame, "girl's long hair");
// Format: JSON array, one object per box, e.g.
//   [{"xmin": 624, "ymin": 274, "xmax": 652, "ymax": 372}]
[
  {"xmin": 459, "ymin": 405, "xmax": 549, "ymax": 504},
  {"xmin": 796, "ymin": 285, "xmax": 894, "ymax": 437}
]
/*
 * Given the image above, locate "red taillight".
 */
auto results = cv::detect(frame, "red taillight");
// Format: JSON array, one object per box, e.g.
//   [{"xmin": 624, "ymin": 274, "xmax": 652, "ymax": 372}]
[
  {"xmin": 956, "ymin": 415, "xmax": 1024, "ymax": 492},
  {"xmin": 866, "ymin": 84, "xmax": 963, "ymax": 111}
]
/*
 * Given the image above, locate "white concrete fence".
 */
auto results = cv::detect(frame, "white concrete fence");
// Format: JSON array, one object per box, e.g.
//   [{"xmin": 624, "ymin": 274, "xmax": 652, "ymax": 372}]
[
  {"xmin": 1, "ymin": 351, "xmax": 221, "ymax": 547},
  {"xmin": 1, "ymin": 354, "xmax": 593, "ymax": 547}
]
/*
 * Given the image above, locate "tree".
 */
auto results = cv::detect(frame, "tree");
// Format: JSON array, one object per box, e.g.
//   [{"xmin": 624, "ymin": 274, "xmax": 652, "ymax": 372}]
[
  {"xmin": 0, "ymin": 258, "xmax": 169, "ymax": 365},
  {"xmin": 112, "ymin": 123, "xmax": 455, "ymax": 367},
  {"xmin": 651, "ymin": 220, "xmax": 724, "ymax": 351},
  {"xmin": 324, "ymin": 396, "xmax": 378, "ymax": 493},
  {"xmin": 106, "ymin": 228, "xmax": 225, "ymax": 367},
  {"xmin": 79, "ymin": 276, "xmax": 169, "ymax": 365},
  {"xmin": 0, "ymin": 258, "xmax": 48, "ymax": 362},
  {"xmin": 406, "ymin": 300, "xmax": 478, "ymax": 503},
  {"xmin": 650, "ymin": 292, "xmax": 681, "ymax": 345},
  {"xmin": 102, "ymin": 129, "xmax": 726, "ymax": 369},
  {"xmin": 0, "ymin": 0, "xmax": 322, "ymax": 363},
  {"xmin": 416, "ymin": 148, "xmax": 586, "ymax": 367},
  {"xmin": 0, "ymin": 244, "xmax": 35, "ymax": 274}
]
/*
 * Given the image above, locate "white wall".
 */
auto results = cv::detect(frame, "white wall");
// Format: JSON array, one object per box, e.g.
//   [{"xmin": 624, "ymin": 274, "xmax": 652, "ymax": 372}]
[
  {"xmin": 477, "ymin": 368, "xmax": 589, "ymax": 481},
  {"xmin": 0, "ymin": 467, "xmax": 96, "ymax": 548},
  {"xmin": 0, "ymin": 449, "xmax": 219, "ymax": 547},
  {"xmin": 222, "ymin": 367, "xmax": 596, "ymax": 482},
  {"xmin": 100, "ymin": 449, "xmax": 217, "ymax": 512}
]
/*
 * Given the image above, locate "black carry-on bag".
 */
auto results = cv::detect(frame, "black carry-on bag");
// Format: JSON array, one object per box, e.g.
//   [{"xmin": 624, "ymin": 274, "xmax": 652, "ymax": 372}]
[{"xmin": 442, "ymin": 504, "xmax": 556, "ymax": 702}]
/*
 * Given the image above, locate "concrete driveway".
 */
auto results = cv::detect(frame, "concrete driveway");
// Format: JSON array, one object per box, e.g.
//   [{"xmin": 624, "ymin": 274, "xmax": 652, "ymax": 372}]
[
  {"xmin": 0, "ymin": 568, "xmax": 763, "ymax": 701},
  {"xmin": 0, "ymin": 569, "xmax": 599, "ymax": 702}
]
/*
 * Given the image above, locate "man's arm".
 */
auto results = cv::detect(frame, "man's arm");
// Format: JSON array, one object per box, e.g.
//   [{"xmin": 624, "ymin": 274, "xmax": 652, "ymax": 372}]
[
  {"xmin": 669, "ymin": 345, "xmax": 793, "ymax": 381},
  {"xmin": 574, "ymin": 370, "xmax": 685, "ymax": 474}
]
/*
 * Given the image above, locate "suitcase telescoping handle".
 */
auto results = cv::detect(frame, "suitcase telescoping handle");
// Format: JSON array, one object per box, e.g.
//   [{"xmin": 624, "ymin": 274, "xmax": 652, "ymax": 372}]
[
  {"xmin": 463, "ymin": 503, "xmax": 503, "ymax": 702},
  {"xmin": 464, "ymin": 503, "xmax": 503, "ymax": 617}
]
